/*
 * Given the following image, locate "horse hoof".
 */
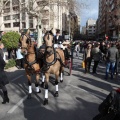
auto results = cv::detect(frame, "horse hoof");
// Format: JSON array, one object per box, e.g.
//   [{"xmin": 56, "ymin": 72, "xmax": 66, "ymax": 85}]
[
  {"xmin": 60, "ymin": 80, "xmax": 63, "ymax": 83},
  {"xmin": 27, "ymin": 94, "xmax": 31, "ymax": 99},
  {"xmin": 54, "ymin": 92, "xmax": 59, "ymax": 97},
  {"xmin": 43, "ymin": 99, "xmax": 48, "ymax": 105},
  {"xmin": 41, "ymin": 82, "xmax": 44, "ymax": 88},
  {"xmin": 37, "ymin": 89, "xmax": 41, "ymax": 93}
]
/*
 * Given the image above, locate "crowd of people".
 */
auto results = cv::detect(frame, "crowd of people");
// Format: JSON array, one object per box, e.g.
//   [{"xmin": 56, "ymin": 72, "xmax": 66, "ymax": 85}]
[{"xmin": 76, "ymin": 40, "xmax": 120, "ymax": 80}]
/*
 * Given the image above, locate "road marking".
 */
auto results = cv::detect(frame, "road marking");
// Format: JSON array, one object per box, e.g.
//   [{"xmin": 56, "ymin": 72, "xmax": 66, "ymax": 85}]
[
  {"xmin": 7, "ymin": 96, "xmax": 27, "ymax": 114},
  {"xmin": 11, "ymin": 75, "xmax": 23, "ymax": 82},
  {"xmin": 68, "ymin": 84, "xmax": 105, "ymax": 100}
]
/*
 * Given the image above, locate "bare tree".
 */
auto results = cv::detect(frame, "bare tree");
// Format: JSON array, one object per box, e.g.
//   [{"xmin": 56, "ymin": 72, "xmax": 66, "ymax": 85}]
[
  {"xmin": 0, "ymin": 0, "xmax": 88, "ymax": 46},
  {"xmin": 0, "ymin": 0, "xmax": 10, "ymax": 15}
]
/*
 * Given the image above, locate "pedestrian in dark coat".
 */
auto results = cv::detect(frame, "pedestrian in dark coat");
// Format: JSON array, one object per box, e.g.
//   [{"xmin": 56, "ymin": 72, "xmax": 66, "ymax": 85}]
[
  {"xmin": 0, "ymin": 43, "xmax": 9, "ymax": 104},
  {"xmin": 91, "ymin": 43, "xmax": 102, "ymax": 74},
  {"xmin": 105, "ymin": 43, "xmax": 118, "ymax": 79},
  {"xmin": 83, "ymin": 43, "xmax": 92, "ymax": 73},
  {"xmin": 0, "ymin": 54, "xmax": 9, "ymax": 85}
]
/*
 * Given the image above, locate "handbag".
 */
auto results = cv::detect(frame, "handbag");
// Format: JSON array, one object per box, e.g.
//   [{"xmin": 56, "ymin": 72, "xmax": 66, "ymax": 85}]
[{"xmin": 82, "ymin": 61, "xmax": 85, "ymax": 68}]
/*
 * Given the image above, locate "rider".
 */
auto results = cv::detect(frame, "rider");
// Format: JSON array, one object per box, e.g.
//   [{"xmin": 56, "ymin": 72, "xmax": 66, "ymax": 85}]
[{"xmin": 54, "ymin": 29, "xmax": 64, "ymax": 49}]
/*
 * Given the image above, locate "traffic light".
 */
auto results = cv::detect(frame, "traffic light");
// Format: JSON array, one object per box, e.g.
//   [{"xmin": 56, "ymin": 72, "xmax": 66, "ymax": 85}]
[{"xmin": 105, "ymin": 36, "xmax": 108, "ymax": 40}]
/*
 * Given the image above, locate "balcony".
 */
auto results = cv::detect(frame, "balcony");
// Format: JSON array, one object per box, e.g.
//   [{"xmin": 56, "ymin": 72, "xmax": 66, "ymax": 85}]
[{"xmin": 109, "ymin": 25, "xmax": 115, "ymax": 30}]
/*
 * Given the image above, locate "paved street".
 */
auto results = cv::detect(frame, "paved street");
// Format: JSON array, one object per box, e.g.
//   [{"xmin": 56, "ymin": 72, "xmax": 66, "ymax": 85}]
[{"xmin": 0, "ymin": 52, "xmax": 120, "ymax": 120}]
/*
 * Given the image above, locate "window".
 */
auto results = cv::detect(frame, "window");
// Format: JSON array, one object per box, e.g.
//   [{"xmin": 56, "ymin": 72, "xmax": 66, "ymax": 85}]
[
  {"xmin": 12, "ymin": 0, "xmax": 19, "ymax": 5},
  {"xmin": 13, "ymin": 22, "xmax": 20, "ymax": 27},
  {"xmin": 29, "ymin": 1, "xmax": 33, "ymax": 10},
  {"xmin": 21, "ymin": 0, "xmax": 25, "ymax": 3},
  {"xmin": 22, "ymin": 13, "xmax": 25, "ymax": 20},
  {"xmin": 13, "ymin": 14, "xmax": 20, "ymax": 19},
  {"xmin": 13, "ymin": 6, "xmax": 19, "ymax": 11},
  {"xmin": 41, "ymin": 19, "xmax": 49, "ymax": 25},
  {"xmin": 29, "ymin": 19, "xmax": 33, "ymax": 28},
  {"xmin": 3, "ymin": 8, "xmax": 10, "ymax": 13},
  {"xmin": 4, "ymin": 15, "xmax": 10, "ymax": 21},
  {"xmin": 22, "ymin": 22, "xmax": 26, "ymax": 28},
  {"xmin": 4, "ymin": 23, "xmax": 11, "ymax": 28},
  {"xmin": 4, "ymin": 1, "xmax": 10, "ymax": 7},
  {"xmin": 29, "ymin": 15, "xmax": 33, "ymax": 20},
  {"xmin": 21, "ymin": 4, "xmax": 25, "ymax": 8},
  {"xmin": 111, "ymin": 4, "xmax": 115, "ymax": 10},
  {"xmin": 29, "ymin": 23, "xmax": 33, "ymax": 28}
]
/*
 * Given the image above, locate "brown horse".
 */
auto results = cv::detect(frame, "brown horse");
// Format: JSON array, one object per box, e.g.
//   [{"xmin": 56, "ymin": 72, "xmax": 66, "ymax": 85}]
[
  {"xmin": 19, "ymin": 29, "xmax": 41, "ymax": 99},
  {"xmin": 43, "ymin": 30, "xmax": 65, "ymax": 105}
]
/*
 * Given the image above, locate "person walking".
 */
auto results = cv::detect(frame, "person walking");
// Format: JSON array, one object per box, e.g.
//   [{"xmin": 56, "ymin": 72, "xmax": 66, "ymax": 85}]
[
  {"xmin": 0, "ymin": 43, "xmax": 9, "ymax": 104},
  {"xmin": 115, "ymin": 43, "xmax": 120, "ymax": 78},
  {"xmin": 105, "ymin": 42, "xmax": 119, "ymax": 80},
  {"xmin": 75, "ymin": 42, "xmax": 80, "ymax": 59},
  {"xmin": 91, "ymin": 43, "xmax": 102, "ymax": 74},
  {"xmin": 83, "ymin": 43, "xmax": 92, "ymax": 73},
  {"xmin": 16, "ymin": 45, "xmax": 24, "ymax": 69}
]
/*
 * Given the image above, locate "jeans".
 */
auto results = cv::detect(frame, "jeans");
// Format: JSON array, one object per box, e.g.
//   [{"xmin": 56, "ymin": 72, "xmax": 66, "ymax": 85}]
[{"xmin": 106, "ymin": 62, "xmax": 115, "ymax": 79}]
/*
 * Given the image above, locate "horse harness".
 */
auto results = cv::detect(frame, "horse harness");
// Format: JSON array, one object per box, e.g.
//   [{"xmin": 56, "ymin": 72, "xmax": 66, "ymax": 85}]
[
  {"xmin": 41, "ymin": 46, "xmax": 65, "ymax": 71},
  {"xmin": 20, "ymin": 34, "xmax": 40, "ymax": 74},
  {"xmin": 24, "ymin": 52, "xmax": 39, "ymax": 74}
]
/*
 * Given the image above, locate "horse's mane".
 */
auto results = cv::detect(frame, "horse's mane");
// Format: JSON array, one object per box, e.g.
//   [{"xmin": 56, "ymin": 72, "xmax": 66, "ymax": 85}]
[{"xmin": 44, "ymin": 30, "xmax": 54, "ymax": 37}]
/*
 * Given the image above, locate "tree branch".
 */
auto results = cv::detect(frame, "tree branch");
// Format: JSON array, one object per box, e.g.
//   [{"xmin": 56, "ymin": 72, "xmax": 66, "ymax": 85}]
[{"xmin": 0, "ymin": 0, "xmax": 10, "ymax": 15}]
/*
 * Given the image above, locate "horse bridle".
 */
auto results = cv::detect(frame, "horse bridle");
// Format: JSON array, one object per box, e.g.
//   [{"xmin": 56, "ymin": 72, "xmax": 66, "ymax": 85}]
[
  {"xmin": 43, "ymin": 33, "xmax": 57, "ymax": 66},
  {"xmin": 20, "ymin": 34, "xmax": 38, "ymax": 70},
  {"xmin": 20, "ymin": 34, "xmax": 32, "ymax": 50}
]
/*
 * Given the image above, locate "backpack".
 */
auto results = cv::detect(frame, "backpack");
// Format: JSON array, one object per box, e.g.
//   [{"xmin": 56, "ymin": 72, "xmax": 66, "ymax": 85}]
[{"xmin": 93, "ymin": 90, "xmax": 120, "ymax": 120}]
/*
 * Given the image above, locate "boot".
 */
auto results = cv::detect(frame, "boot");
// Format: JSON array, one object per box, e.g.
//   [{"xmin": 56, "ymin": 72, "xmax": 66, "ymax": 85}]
[{"xmin": 2, "ymin": 91, "xmax": 9, "ymax": 104}]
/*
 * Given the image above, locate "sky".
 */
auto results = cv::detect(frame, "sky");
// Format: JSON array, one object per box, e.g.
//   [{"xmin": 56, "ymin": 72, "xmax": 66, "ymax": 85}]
[{"xmin": 79, "ymin": 0, "xmax": 99, "ymax": 27}]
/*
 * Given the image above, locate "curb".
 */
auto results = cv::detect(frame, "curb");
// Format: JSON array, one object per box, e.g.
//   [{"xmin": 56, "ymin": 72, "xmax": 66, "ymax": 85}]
[{"xmin": 5, "ymin": 66, "xmax": 18, "ymax": 72}]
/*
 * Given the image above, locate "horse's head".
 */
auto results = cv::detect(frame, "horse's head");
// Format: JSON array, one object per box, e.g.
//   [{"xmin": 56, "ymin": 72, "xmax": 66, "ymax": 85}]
[
  {"xmin": 19, "ymin": 29, "xmax": 32, "ymax": 55},
  {"xmin": 44, "ymin": 30, "xmax": 54, "ymax": 54}
]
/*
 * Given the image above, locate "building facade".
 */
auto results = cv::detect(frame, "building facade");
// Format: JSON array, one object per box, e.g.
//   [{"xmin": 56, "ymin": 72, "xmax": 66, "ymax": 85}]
[
  {"xmin": 86, "ymin": 19, "xmax": 96, "ymax": 40},
  {"xmin": 98, "ymin": 0, "xmax": 120, "ymax": 41},
  {"xmin": 0, "ymin": 0, "xmax": 80, "ymax": 36}
]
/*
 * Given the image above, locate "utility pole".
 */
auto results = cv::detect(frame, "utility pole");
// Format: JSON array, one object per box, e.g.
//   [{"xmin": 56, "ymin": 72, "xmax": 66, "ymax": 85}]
[{"xmin": 69, "ymin": 15, "xmax": 71, "ymax": 41}]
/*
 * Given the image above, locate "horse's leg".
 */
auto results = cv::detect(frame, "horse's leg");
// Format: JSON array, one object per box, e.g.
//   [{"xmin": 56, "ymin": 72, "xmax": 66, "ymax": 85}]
[
  {"xmin": 41, "ymin": 72, "xmax": 45, "ymax": 88},
  {"xmin": 35, "ymin": 73, "xmax": 41, "ymax": 93},
  {"xmin": 54, "ymin": 71, "xmax": 59, "ymax": 97},
  {"xmin": 60, "ymin": 66, "xmax": 64, "ymax": 83},
  {"xmin": 43, "ymin": 73, "xmax": 49, "ymax": 105},
  {"xmin": 27, "ymin": 74, "xmax": 32, "ymax": 99}
]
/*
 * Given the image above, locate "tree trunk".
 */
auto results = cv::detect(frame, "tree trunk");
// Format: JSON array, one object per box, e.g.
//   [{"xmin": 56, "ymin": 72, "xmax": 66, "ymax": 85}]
[{"xmin": 37, "ymin": 14, "xmax": 43, "ymax": 48}]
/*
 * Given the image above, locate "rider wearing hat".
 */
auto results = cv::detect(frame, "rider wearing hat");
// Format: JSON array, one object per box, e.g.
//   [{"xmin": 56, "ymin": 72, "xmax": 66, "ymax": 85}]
[{"xmin": 54, "ymin": 29, "xmax": 64, "ymax": 48}]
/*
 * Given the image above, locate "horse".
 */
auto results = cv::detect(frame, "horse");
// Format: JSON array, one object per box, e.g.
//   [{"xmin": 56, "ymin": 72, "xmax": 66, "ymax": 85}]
[
  {"xmin": 19, "ymin": 29, "xmax": 41, "ymax": 99},
  {"xmin": 43, "ymin": 30, "xmax": 65, "ymax": 105}
]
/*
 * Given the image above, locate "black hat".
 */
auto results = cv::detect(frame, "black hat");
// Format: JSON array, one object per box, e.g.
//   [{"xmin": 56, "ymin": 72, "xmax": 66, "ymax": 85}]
[{"xmin": 56, "ymin": 29, "xmax": 60, "ymax": 34}]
